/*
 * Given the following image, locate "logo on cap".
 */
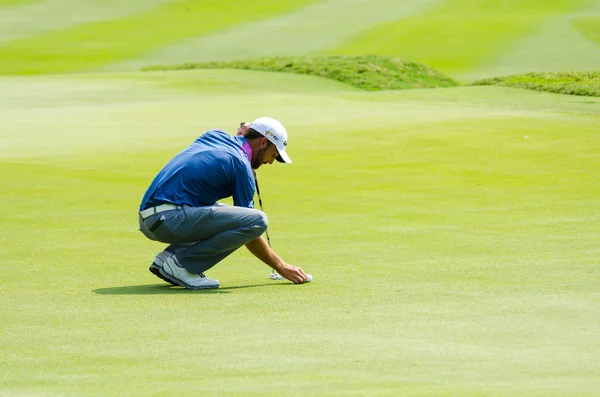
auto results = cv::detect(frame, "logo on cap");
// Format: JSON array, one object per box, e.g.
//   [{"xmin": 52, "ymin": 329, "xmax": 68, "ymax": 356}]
[{"xmin": 265, "ymin": 129, "xmax": 280, "ymax": 142}]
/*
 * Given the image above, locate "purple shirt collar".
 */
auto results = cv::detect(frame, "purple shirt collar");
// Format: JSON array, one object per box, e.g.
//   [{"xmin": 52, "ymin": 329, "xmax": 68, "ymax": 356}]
[{"xmin": 236, "ymin": 136, "xmax": 253, "ymax": 163}]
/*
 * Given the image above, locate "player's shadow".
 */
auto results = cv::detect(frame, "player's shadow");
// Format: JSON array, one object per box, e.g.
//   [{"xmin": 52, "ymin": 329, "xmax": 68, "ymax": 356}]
[{"xmin": 92, "ymin": 283, "xmax": 287, "ymax": 295}]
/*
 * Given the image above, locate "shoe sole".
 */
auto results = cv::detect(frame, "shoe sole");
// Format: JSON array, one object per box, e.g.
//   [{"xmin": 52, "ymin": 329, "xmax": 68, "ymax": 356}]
[
  {"xmin": 149, "ymin": 263, "xmax": 179, "ymax": 286},
  {"xmin": 152, "ymin": 263, "xmax": 220, "ymax": 290}
]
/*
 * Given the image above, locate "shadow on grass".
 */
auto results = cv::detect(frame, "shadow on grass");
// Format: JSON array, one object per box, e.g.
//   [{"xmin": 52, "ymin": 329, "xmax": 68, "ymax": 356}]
[{"xmin": 92, "ymin": 283, "xmax": 288, "ymax": 295}]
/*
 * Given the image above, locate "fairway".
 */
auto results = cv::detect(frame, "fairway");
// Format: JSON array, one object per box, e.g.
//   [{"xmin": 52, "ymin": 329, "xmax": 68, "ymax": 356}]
[
  {"xmin": 2, "ymin": 70, "xmax": 599, "ymax": 396},
  {"xmin": 2, "ymin": 0, "xmax": 600, "ymax": 77},
  {"xmin": 2, "ymin": 0, "xmax": 600, "ymax": 396}
]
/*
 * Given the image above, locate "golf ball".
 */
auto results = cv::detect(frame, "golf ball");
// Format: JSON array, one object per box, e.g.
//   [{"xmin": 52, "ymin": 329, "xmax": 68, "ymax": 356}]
[{"xmin": 306, "ymin": 274, "xmax": 312, "ymax": 283}]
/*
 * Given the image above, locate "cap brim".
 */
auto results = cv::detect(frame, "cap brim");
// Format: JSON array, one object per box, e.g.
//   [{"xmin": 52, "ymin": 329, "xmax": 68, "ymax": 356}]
[{"xmin": 276, "ymin": 150, "xmax": 292, "ymax": 164}]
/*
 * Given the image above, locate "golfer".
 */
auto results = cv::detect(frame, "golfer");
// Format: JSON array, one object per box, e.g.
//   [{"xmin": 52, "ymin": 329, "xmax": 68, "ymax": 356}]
[{"xmin": 138, "ymin": 117, "xmax": 308, "ymax": 289}]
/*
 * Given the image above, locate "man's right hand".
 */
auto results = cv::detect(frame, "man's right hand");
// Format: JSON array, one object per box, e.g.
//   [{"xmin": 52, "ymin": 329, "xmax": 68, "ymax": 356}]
[
  {"xmin": 245, "ymin": 236, "xmax": 309, "ymax": 284},
  {"xmin": 277, "ymin": 263, "xmax": 308, "ymax": 284}
]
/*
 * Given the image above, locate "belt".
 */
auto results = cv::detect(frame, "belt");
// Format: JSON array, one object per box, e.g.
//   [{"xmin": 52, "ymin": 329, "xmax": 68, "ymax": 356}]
[{"xmin": 139, "ymin": 204, "xmax": 182, "ymax": 220}]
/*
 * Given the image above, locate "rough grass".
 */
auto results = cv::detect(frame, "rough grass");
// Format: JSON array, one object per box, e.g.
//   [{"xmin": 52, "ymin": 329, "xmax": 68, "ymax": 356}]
[
  {"xmin": 471, "ymin": 71, "xmax": 600, "ymax": 97},
  {"xmin": 142, "ymin": 55, "xmax": 458, "ymax": 91}
]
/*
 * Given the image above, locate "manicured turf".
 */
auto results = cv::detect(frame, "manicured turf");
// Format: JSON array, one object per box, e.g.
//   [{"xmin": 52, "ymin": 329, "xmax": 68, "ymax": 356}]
[
  {"xmin": 0, "ymin": 0, "xmax": 37, "ymax": 5},
  {"xmin": 1, "ymin": 70, "xmax": 599, "ymax": 396},
  {"xmin": 2, "ymin": 1, "xmax": 600, "ymax": 395},
  {"xmin": 0, "ymin": 0, "xmax": 318, "ymax": 74},
  {"xmin": 572, "ymin": 16, "xmax": 600, "ymax": 44},
  {"xmin": 0, "ymin": 0, "xmax": 171, "ymax": 44},
  {"xmin": 325, "ymin": 0, "xmax": 590, "ymax": 75},
  {"xmin": 2, "ymin": 0, "xmax": 600, "ymax": 78}
]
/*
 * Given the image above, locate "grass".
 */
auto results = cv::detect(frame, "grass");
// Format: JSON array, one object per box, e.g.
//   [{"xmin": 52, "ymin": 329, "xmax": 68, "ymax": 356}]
[
  {"xmin": 1, "ymin": 69, "xmax": 599, "ymax": 396},
  {"xmin": 142, "ymin": 55, "xmax": 459, "ymax": 91},
  {"xmin": 103, "ymin": 0, "xmax": 439, "ymax": 72},
  {"xmin": 144, "ymin": 55, "xmax": 600, "ymax": 98},
  {"xmin": 0, "ymin": 0, "xmax": 318, "ymax": 75},
  {"xmin": 2, "ymin": 0, "xmax": 600, "ymax": 395},
  {"xmin": 326, "ymin": 0, "xmax": 590, "ymax": 76},
  {"xmin": 0, "ymin": 0, "xmax": 38, "ymax": 5},
  {"xmin": 472, "ymin": 71, "xmax": 600, "ymax": 97},
  {"xmin": 0, "ymin": 0, "xmax": 176, "ymax": 45},
  {"xmin": 2, "ymin": 0, "xmax": 600, "ymax": 78},
  {"xmin": 572, "ymin": 16, "xmax": 600, "ymax": 44}
]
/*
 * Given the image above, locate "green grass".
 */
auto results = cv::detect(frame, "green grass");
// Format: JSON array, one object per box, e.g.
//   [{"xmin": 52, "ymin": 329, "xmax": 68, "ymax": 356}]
[
  {"xmin": 472, "ymin": 71, "xmax": 600, "ymax": 97},
  {"xmin": 2, "ymin": 1, "xmax": 600, "ymax": 395},
  {"xmin": 572, "ymin": 16, "xmax": 600, "ymax": 44},
  {"xmin": 327, "ymin": 0, "xmax": 590, "ymax": 75},
  {"xmin": 0, "ymin": 0, "xmax": 318, "ymax": 75},
  {"xmin": 1, "ymin": 70, "xmax": 599, "ymax": 396},
  {"xmin": 0, "ymin": 0, "xmax": 38, "ymax": 5},
  {"xmin": 144, "ymin": 56, "xmax": 600, "ymax": 97},
  {"xmin": 2, "ymin": 0, "xmax": 600, "ymax": 78},
  {"xmin": 0, "ymin": 0, "xmax": 178, "ymax": 45},
  {"xmin": 143, "ymin": 55, "xmax": 458, "ymax": 91}
]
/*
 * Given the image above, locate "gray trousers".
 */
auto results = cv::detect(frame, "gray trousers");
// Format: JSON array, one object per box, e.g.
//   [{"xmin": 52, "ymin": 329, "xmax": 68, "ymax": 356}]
[{"xmin": 139, "ymin": 204, "xmax": 268, "ymax": 274}]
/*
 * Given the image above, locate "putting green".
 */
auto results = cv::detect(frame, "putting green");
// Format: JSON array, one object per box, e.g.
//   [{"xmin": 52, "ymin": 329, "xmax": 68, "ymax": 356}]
[{"xmin": 1, "ymin": 70, "xmax": 599, "ymax": 396}]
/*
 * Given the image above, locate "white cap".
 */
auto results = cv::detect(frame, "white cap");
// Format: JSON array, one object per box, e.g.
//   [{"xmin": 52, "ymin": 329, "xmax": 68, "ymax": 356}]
[{"xmin": 250, "ymin": 117, "xmax": 291, "ymax": 164}]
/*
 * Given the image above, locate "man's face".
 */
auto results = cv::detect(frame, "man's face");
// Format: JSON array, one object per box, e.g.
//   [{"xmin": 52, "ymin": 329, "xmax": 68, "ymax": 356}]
[{"xmin": 252, "ymin": 139, "xmax": 279, "ymax": 169}]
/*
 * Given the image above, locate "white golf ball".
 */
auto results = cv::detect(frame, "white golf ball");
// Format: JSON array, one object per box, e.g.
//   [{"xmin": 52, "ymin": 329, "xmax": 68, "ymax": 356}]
[{"xmin": 306, "ymin": 274, "xmax": 312, "ymax": 283}]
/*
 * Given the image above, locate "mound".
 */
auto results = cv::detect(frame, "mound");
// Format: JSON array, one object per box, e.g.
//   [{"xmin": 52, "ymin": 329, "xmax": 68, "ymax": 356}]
[
  {"xmin": 142, "ymin": 55, "xmax": 458, "ymax": 91},
  {"xmin": 471, "ymin": 71, "xmax": 600, "ymax": 97}
]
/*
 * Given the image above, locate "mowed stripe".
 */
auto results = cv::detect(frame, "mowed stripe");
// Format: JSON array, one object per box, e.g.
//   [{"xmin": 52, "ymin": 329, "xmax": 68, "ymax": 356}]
[
  {"xmin": 327, "ymin": 0, "xmax": 590, "ymax": 75},
  {"xmin": 0, "ymin": 0, "xmax": 39, "ymax": 6},
  {"xmin": 572, "ymin": 16, "xmax": 600, "ymax": 44},
  {"xmin": 108, "ymin": 0, "xmax": 441, "ymax": 71},
  {"xmin": 0, "ymin": 0, "xmax": 318, "ymax": 75},
  {"xmin": 0, "ymin": 0, "xmax": 172, "ymax": 43},
  {"xmin": 466, "ymin": 12, "xmax": 600, "ymax": 79}
]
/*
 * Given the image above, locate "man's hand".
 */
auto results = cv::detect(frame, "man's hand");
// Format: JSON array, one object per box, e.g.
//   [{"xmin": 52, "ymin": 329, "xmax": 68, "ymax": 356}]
[
  {"xmin": 237, "ymin": 122, "xmax": 251, "ymax": 136},
  {"xmin": 277, "ymin": 263, "xmax": 308, "ymax": 284},
  {"xmin": 245, "ymin": 236, "xmax": 309, "ymax": 284}
]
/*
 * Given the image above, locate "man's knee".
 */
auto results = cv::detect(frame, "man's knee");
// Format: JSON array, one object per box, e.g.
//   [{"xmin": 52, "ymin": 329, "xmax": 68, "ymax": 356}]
[{"xmin": 254, "ymin": 211, "xmax": 268, "ymax": 234}]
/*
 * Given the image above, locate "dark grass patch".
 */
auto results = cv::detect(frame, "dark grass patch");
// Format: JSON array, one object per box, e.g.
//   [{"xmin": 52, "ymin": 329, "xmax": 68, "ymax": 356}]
[
  {"xmin": 142, "ymin": 55, "xmax": 458, "ymax": 91},
  {"xmin": 471, "ymin": 71, "xmax": 600, "ymax": 97}
]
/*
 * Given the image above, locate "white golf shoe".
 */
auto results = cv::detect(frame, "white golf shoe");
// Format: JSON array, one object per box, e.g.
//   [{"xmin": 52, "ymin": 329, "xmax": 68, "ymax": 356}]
[
  {"xmin": 160, "ymin": 257, "xmax": 220, "ymax": 290},
  {"xmin": 149, "ymin": 251, "xmax": 178, "ymax": 286}
]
